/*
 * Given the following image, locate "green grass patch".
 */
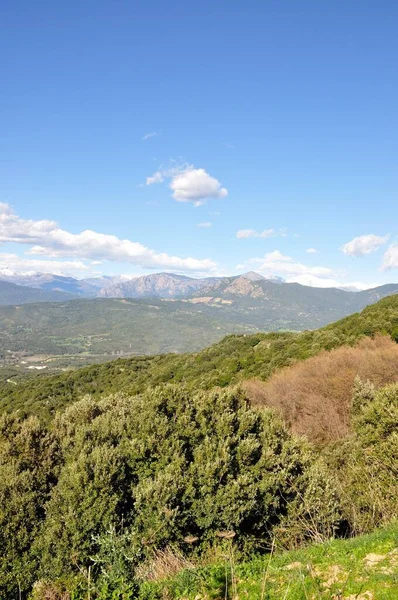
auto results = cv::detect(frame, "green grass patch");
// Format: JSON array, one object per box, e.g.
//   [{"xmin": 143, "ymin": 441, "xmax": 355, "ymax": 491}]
[{"xmin": 141, "ymin": 523, "xmax": 398, "ymax": 599}]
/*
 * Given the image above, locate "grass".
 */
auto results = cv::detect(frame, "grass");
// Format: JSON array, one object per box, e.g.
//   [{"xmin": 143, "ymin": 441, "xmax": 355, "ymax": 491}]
[{"xmin": 141, "ymin": 523, "xmax": 398, "ymax": 599}]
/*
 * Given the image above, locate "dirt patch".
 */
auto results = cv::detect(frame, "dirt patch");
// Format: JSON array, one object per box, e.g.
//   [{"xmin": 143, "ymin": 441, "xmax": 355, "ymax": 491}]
[
  {"xmin": 363, "ymin": 553, "xmax": 387, "ymax": 567},
  {"xmin": 284, "ymin": 561, "xmax": 302, "ymax": 570}
]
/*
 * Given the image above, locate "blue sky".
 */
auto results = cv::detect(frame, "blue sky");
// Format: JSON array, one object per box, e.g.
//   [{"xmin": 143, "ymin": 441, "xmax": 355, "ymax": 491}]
[{"xmin": 0, "ymin": 0, "xmax": 397, "ymax": 288}]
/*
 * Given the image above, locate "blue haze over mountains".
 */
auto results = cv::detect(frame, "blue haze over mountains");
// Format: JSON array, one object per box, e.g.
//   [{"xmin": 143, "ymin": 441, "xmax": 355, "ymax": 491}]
[{"xmin": 0, "ymin": 270, "xmax": 397, "ymax": 317}]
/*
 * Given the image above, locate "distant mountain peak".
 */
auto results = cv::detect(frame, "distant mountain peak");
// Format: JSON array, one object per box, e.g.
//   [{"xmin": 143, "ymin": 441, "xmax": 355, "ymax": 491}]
[
  {"xmin": 264, "ymin": 275, "xmax": 285, "ymax": 284},
  {"xmin": 240, "ymin": 272, "xmax": 285, "ymax": 284},
  {"xmin": 241, "ymin": 271, "xmax": 265, "ymax": 281}
]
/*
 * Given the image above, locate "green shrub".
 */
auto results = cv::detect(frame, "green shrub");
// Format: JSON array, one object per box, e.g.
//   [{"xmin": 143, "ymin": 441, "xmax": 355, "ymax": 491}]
[
  {"xmin": 328, "ymin": 380, "xmax": 398, "ymax": 534},
  {"xmin": 0, "ymin": 414, "xmax": 59, "ymax": 599},
  {"xmin": 0, "ymin": 386, "xmax": 344, "ymax": 596}
]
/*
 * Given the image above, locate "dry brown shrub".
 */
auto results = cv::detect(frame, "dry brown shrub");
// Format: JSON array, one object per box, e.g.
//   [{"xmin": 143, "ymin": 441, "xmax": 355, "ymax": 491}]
[
  {"xmin": 31, "ymin": 581, "xmax": 70, "ymax": 600},
  {"xmin": 135, "ymin": 546, "xmax": 195, "ymax": 582},
  {"xmin": 243, "ymin": 335, "xmax": 398, "ymax": 444}
]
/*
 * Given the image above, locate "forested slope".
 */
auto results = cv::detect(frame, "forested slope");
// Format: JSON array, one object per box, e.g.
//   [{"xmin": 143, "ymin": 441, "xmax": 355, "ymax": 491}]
[{"xmin": 1, "ymin": 294, "xmax": 397, "ymax": 418}]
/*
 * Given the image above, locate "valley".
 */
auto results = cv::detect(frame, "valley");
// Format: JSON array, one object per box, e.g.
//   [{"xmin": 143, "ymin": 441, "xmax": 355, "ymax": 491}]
[{"xmin": 0, "ymin": 272, "xmax": 397, "ymax": 373}]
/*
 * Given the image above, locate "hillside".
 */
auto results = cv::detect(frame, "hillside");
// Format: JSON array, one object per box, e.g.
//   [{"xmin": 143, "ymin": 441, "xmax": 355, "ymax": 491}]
[
  {"xmin": 244, "ymin": 334, "xmax": 398, "ymax": 443},
  {"xmin": 196, "ymin": 275, "xmax": 398, "ymax": 312},
  {"xmin": 0, "ymin": 297, "xmax": 254, "ymax": 360},
  {"xmin": 2, "ymin": 294, "xmax": 397, "ymax": 418},
  {"xmin": 97, "ymin": 272, "xmax": 223, "ymax": 298},
  {"xmin": 1, "ymin": 281, "xmax": 398, "ymax": 370},
  {"xmin": 0, "ymin": 280, "xmax": 78, "ymax": 305},
  {"xmin": 2, "ymin": 371, "xmax": 397, "ymax": 599}
]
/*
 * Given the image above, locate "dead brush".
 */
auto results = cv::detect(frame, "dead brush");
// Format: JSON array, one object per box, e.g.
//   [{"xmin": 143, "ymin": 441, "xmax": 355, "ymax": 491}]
[
  {"xmin": 243, "ymin": 335, "xmax": 398, "ymax": 444},
  {"xmin": 135, "ymin": 545, "xmax": 196, "ymax": 582},
  {"xmin": 30, "ymin": 581, "xmax": 70, "ymax": 600}
]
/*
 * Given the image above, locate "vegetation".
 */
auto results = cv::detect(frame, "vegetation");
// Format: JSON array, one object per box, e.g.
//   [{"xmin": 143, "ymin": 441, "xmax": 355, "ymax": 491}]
[
  {"xmin": 1, "ymin": 281, "xmax": 397, "ymax": 370},
  {"xmin": 327, "ymin": 379, "xmax": 398, "ymax": 535},
  {"xmin": 142, "ymin": 522, "xmax": 398, "ymax": 599},
  {"xmin": 245, "ymin": 334, "xmax": 398, "ymax": 443},
  {"xmin": 1, "ymin": 295, "xmax": 397, "ymax": 598},
  {"xmin": 0, "ymin": 386, "xmax": 341, "ymax": 599},
  {"xmin": 1, "ymin": 294, "xmax": 398, "ymax": 419},
  {"xmin": 0, "ymin": 297, "xmax": 251, "ymax": 359},
  {"xmin": 1, "ymin": 378, "xmax": 397, "ymax": 599}
]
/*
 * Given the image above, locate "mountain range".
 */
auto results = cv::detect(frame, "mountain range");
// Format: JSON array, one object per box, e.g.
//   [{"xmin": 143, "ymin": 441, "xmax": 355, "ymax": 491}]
[
  {"xmin": 0, "ymin": 270, "xmax": 118, "ymax": 298},
  {"xmin": 0, "ymin": 271, "xmax": 398, "ymax": 368},
  {"xmin": 0, "ymin": 281, "xmax": 79, "ymax": 305},
  {"xmin": 0, "ymin": 269, "xmax": 397, "ymax": 304}
]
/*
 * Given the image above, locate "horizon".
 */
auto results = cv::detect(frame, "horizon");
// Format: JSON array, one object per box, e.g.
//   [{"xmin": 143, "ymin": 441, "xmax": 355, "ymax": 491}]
[
  {"xmin": 1, "ymin": 1, "xmax": 397, "ymax": 289},
  {"xmin": 1, "ymin": 266, "xmax": 397, "ymax": 293}
]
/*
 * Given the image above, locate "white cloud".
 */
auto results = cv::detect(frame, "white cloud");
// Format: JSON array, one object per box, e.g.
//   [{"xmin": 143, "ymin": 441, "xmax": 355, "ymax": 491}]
[
  {"xmin": 237, "ymin": 250, "xmax": 333, "ymax": 279},
  {"xmin": 146, "ymin": 164, "xmax": 228, "ymax": 206},
  {"xmin": 237, "ymin": 249, "xmax": 380, "ymax": 290},
  {"xmin": 170, "ymin": 168, "xmax": 227, "ymax": 205},
  {"xmin": 236, "ymin": 228, "xmax": 275, "ymax": 239},
  {"xmin": 306, "ymin": 248, "xmax": 320, "ymax": 254},
  {"xmin": 288, "ymin": 274, "xmax": 378, "ymax": 290},
  {"xmin": 146, "ymin": 171, "xmax": 164, "ymax": 185},
  {"xmin": 0, "ymin": 203, "xmax": 217, "ymax": 274},
  {"xmin": 341, "ymin": 234, "xmax": 389, "ymax": 257},
  {"xmin": 382, "ymin": 244, "xmax": 398, "ymax": 269},
  {"xmin": 339, "ymin": 281, "xmax": 380, "ymax": 291},
  {"xmin": 0, "ymin": 253, "xmax": 92, "ymax": 276},
  {"xmin": 197, "ymin": 222, "xmax": 212, "ymax": 228},
  {"xmin": 142, "ymin": 131, "xmax": 160, "ymax": 141}
]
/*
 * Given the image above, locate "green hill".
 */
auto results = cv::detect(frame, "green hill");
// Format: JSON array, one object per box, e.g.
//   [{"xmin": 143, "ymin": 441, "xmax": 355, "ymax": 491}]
[
  {"xmin": 1, "ymin": 281, "xmax": 398, "ymax": 369},
  {"xmin": 2, "ymin": 294, "xmax": 397, "ymax": 418}
]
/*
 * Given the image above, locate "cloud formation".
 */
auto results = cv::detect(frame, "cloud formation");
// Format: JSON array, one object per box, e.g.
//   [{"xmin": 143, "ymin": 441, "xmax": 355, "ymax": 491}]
[
  {"xmin": 382, "ymin": 244, "xmax": 398, "ymax": 269},
  {"xmin": 146, "ymin": 164, "xmax": 228, "ymax": 206},
  {"xmin": 197, "ymin": 222, "xmax": 212, "ymax": 228},
  {"xmin": 341, "ymin": 234, "xmax": 389, "ymax": 257},
  {"xmin": 142, "ymin": 131, "xmax": 160, "ymax": 140},
  {"xmin": 0, "ymin": 203, "xmax": 217, "ymax": 274},
  {"xmin": 237, "ymin": 249, "xmax": 378, "ymax": 289},
  {"xmin": 237, "ymin": 250, "xmax": 332, "ymax": 277},
  {"xmin": 0, "ymin": 253, "xmax": 91, "ymax": 276},
  {"xmin": 237, "ymin": 250, "xmax": 336, "ymax": 287},
  {"xmin": 306, "ymin": 248, "xmax": 320, "ymax": 253},
  {"xmin": 236, "ymin": 228, "xmax": 275, "ymax": 239}
]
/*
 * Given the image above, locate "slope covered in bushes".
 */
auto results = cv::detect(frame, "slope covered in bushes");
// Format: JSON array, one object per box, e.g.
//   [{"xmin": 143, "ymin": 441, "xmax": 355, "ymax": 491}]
[
  {"xmin": 244, "ymin": 334, "xmax": 398, "ymax": 443},
  {"xmin": 1, "ymin": 294, "xmax": 398, "ymax": 419},
  {"xmin": 1, "ymin": 297, "xmax": 398, "ymax": 598},
  {"xmin": 2, "ymin": 380, "xmax": 397, "ymax": 599},
  {"xmin": 0, "ymin": 386, "xmax": 340, "ymax": 599}
]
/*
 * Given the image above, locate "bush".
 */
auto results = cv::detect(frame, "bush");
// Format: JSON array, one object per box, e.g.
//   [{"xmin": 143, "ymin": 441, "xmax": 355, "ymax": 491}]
[
  {"xmin": 0, "ymin": 386, "xmax": 344, "ymax": 596},
  {"xmin": 244, "ymin": 335, "xmax": 398, "ymax": 444},
  {"xmin": 327, "ymin": 380, "xmax": 398, "ymax": 534},
  {"xmin": 0, "ymin": 414, "xmax": 59, "ymax": 599}
]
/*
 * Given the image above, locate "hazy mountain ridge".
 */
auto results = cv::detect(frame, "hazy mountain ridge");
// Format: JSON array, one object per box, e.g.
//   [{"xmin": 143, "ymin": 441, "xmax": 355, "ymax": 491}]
[
  {"xmin": 0, "ymin": 270, "xmax": 127, "ymax": 297},
  {"xmin": 1, "ymin": 282, "xmax": 398, "ymax": 367},
  {"xmin": 0, "ymin": 270, "xmax": 397, "ymax": 311},
  {"xmin": 96, "ymin": 272, "xmax": 224, "ymax": 299},
  {"xmin": 0, "ymin": 280, "xmax": 79, "ymax": 305}
]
